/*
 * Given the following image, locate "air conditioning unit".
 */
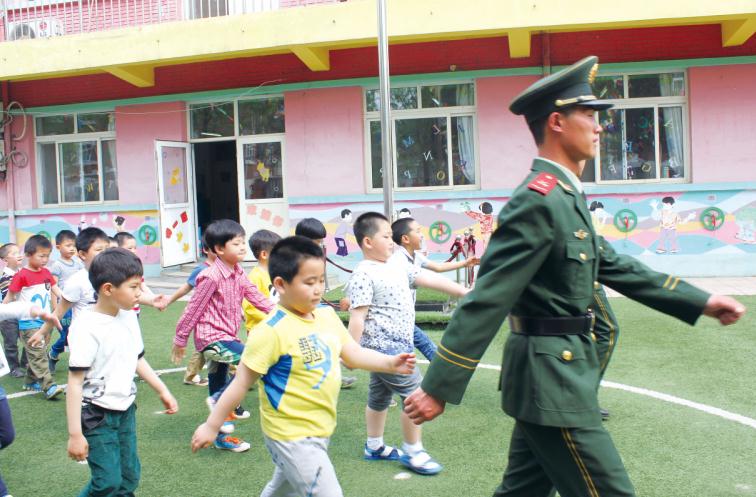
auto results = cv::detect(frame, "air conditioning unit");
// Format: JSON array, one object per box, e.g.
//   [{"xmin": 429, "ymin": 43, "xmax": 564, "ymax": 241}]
[{"xmin": 7, "ymin": 18, "xmax": 64, "ymax": 40}]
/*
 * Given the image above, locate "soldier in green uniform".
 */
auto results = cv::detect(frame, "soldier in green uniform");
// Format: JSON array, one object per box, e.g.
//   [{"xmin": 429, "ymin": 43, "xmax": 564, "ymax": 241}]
[{"xmin": 404, "ymin": 56, "xmax": 746, "ymax": 497}]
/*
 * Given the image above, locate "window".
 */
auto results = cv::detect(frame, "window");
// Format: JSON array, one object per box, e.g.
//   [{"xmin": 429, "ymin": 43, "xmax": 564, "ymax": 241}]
[
  {"xmin": 189, "ymin": 96, "xmax": 285, "ymax": 139},
  {"xmin": 583, "ymin": 72, "xmax": 688, "ymax": 184},
  {"xmin": 36, "ymin": 112, "xmax": 118, "ymax": 205},
  {"xmin": 365, "ymin": 83, "xmax": 477, "ymax": 191}
]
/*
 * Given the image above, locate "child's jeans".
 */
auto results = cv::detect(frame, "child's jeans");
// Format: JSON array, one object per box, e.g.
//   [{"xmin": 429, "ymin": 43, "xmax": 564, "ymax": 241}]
[
  {"xmin": 79, "ymin": 403, "xmax": 140, "ymax": 497},
  {"xmin": 50, "ymin": 309, "xmax": 73, "ymax": 357},
  {"xmin": 0, "ymin": 394, "xmax": 16, "ymax": 497},
  {"xmin": 202, "ymin": 340, "xmax": 245, "ymax": 400},
  {"xmin": 413, "ymin": 325, "xmax": 437, "ymax": 361}
]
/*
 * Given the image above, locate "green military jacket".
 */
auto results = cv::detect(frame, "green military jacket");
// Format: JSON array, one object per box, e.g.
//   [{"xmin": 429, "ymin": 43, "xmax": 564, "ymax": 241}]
[{"xmin": 422, "ymin": 159, "xmax": 710, "ymax": 428}]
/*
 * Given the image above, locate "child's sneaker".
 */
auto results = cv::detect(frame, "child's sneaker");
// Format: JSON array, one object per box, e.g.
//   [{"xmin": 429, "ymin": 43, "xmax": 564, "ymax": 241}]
[
  {"xmin": 364, "ymin": 444, "xmax": 403, "ymax": 461},
  {"xmin": 183, "ymin": 374, "xmax": 208, "ymax": 386},
  {"xmin": 220, "ymin": 415, "xmax": 236, "ymax": 434},
  {"xmin": 341, "ymin": 375, "xmax": 357, "ymax": 389},
  {"xmin": 399, "ymin": 450, "xmax": 443, "ymax": 475},
  {"xmin": 214, "ymin": 435, "xmax": 250, "ymax": 453},
  {"xmin": 231, "ymin": 405, "xmax": 250, "ymax": 420},
  {"xmin": 23, "ymin": 382, "xmax": 41, "ymax": 392},
  {"xmin": 45, "ymin": 384, "xmax": 65, "ymax": 400}
]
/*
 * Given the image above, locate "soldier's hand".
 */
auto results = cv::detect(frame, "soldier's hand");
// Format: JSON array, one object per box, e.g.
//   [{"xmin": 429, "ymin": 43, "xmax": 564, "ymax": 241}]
[
  {"xmin": 703, "ymin": 295, "xmax": 746, "ymax": 325},
  {"xmin": 404, "ymin": 388, "xmax": 445, "ymax": 425}
]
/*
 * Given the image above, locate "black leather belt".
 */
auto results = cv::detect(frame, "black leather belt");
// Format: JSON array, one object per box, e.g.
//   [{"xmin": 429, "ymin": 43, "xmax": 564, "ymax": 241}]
[{"xmin": 508, "ymin": 313, "xmax": 594, "ymax": 336}]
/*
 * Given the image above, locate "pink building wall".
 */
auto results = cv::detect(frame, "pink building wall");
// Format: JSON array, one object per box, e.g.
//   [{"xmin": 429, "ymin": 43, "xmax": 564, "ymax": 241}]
[
  {"xmin": 0, "ymin": 115, "xmax": 37, "ymax": 211},
  {"xmin": 284, "ymin": 86, "xmax": 365, "ymax": 197},
  {"xmin": 476, "ymin": 75, "xmax": 540, "ymax": 190},
  {"xmin": 114, "ymin": 101, "xmax": 187, "ymax": 203},
  {"xmin": 689, "ymin": 64, "xmax": 756, "ymax": 184}
]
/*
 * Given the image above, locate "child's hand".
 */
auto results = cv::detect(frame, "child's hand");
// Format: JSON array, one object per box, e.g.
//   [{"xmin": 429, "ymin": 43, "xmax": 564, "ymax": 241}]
[
  {"xmin": 160, "ymin": 390, "xmax": 179, "ymax": 414},
  {"xmin": 171, "ymin": 345, "xmax": 186, "ymax": 365},
  {"xmin": 391, "ymin": 352, "xmax": 416, "ymax": 375},
  {"xmin": 191, "ymin": 423, "xmax": 218, "ymax": 453},
  {"xmin": 465, "ymin": 256, "xmax": 481, "ymax": 267},
  {"xmin": 68, "ymin": 434, "xmax": 89, "ymax": 462},
  {"xmin": 30, "ymin": 306, "xmax": 63, "ymax": 331},
  {"xmin": 338, "ymin": 298, "xmax": 350, "ymax": 312},
  {"xmin": 152, "ymin": 294, "xmax": 168, "ymax": 311},
  {"xmin": 28, "ymin": 328, "xmax": 50, "ymax": 348}
]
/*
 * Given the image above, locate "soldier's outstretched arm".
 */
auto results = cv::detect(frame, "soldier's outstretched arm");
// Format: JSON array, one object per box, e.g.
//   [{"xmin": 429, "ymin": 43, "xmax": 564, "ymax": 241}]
[
  {"xmin": 420, "ymin": 193, "xmax": 555, "ymax": 406},
  {"xmin": 597, "ymin": 236, "xmax": 744, "ymax": 325}
]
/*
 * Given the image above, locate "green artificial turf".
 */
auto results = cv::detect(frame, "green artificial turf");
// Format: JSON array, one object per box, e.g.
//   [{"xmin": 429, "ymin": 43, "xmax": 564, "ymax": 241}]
[{"xmin": 2, "ymin": 296, "xmax": 755, "ymax": 496}]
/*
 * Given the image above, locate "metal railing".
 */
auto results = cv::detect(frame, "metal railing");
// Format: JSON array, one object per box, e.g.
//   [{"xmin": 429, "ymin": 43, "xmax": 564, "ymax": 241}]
[{"xmin": 0, "ymin": 0, "xmax": 342, "ymax": 41}]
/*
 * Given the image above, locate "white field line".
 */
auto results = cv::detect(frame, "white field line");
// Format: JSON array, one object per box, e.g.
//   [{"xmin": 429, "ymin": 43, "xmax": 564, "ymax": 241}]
[{"xmin": 8, "ymin": 361, "xmax": 756, "ymax": 431}]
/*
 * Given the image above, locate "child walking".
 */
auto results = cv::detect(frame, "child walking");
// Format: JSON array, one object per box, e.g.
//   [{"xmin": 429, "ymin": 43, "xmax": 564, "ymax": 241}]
[
  {"xmin": 66, "ymin": 248, "xmax": 178, "ymax": 496},
  {"xmin": 0, "ymin": 243, "xmax": 26, "ymax": 377},
  {"xmin": 172, "ymin": 219, "xmax": 274, "ymax": 452},
  {"xmin": 347, "ymin": 212, "xmax": 469, "ymax": 475},
  {"xmin": 47, "ymin": 230, "xmax": 84, "ymax": 373},
  {"xmin": 390, "ymin": 217, "xmax": 478, "ymax": 360},
  {"xmin": 4, "ymin": 235, "xmax": 64, "ymax": 399},
  {"xmin": 191, "ymin": 236, "xmax": 416, "ymax": 497},
  {"xmin": 242, "ymin": 229, "xmax": 281, "ymax": 332},
  {"xmin": 0, "ymin": 301, "xmax": 61, "ymax": 497},
  {"xmin": 30, "ymin": 228, "xmax": 164, "ymax": 349},
  {"xmin": 163, "ymin": 239, "xmax": 217, "ymax": 387}
]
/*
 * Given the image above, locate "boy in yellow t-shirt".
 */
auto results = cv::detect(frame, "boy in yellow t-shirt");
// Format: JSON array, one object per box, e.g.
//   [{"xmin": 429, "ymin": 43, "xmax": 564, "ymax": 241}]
[
  {"xmin": 243, "ymin": 229, "xmax": 281, "ymax": 332},
  {"xmin": 192, "ymin": 236, "xmax": 415, "ymax": 497}
]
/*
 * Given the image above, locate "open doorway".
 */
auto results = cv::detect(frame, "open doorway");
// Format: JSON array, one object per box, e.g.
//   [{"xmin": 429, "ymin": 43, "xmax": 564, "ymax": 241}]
[{"xmin": 193, "ymin": 141, "xmax": 239, "ymax": 236}]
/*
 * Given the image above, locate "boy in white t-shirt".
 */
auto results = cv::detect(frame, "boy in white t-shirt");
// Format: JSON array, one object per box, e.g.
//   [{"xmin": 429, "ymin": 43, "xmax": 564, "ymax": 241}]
[{"xmin": 66, "ymin": 248, "xmax": 178, "ymax": 496}]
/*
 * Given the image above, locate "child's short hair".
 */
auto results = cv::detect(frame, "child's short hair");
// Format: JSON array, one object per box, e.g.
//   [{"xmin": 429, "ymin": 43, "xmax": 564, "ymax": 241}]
[
  {"xmin": 662, "ymin": 196, "xmax": 675, "ymax": 205},
  {"xmin": 0, "ymin": 243, "xmax": 17, "ymax": 260},
  {"xmin": 55, "ymin": 230, "xmax": 77, "ymax": 245},
  {"xmin": 353, "ymin": 212, "xmax": 388, "ymax": 247},
  {"xmin": 76, "ymin": 227, "xmax": 110, "ymax": 253},
  {"xmin": 340, "ymin": 209, "xmax": 352, "ymax": 219},
  {"xmin": 88, "ymin": 248, "xmax": 144, "ymax": 292},
  {"xmin": 204, "ymin": 219, "xmax": 245, "ymax": 253},
  {"xmin": 114, "ymin": 232, "xmax": 136, "ymax": 247},
  {"xmin": 391, "ymin": 217, "xmax": 415, "ymax": 245},
  {"xmin": 480, "ymin": 202, "xmax": 493, "ymax": 214},
  {"xmin": 269, "ymin": 236, "xmax": 324, "ymax": 283},
  {"xmin": 24, "ymin": 234, "xmax": 52, "ymax": 255},
  {"xmin": 295, "ymin": 218, "xmax": 327, "ymax": 241},
  {"xmin": 249, "ymin": 229, "xmax": 282, "ymax": 259}
]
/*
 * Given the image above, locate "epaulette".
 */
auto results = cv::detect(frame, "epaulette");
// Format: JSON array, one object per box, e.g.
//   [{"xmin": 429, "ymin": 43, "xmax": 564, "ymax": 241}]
[{"xmin": 527, "ymin": 173, "xmax": 558, "ymax": 195}]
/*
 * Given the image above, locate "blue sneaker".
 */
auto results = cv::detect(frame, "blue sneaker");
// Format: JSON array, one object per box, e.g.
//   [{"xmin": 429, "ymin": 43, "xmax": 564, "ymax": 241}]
[
  {"xmin": 364, "ymin": 444, "xmax": 403, "ymax": 461},
  {"xmin": 23, "ymin": 382, "xmax": 41, "ymax": 392},
  {"xmin": 48, "ymin": 350, "xmax": 60, "ymax": 374},
  {"xmin": 399, "ymin": 450, "xmax": 443, "ymax": 475},
  {"xmin": 214, "ymin": 435, "xmax": 250, "ymax": 453},
  {"xmin": 45, "ymin": 384, "xmax": 64, "ymax": 400}
]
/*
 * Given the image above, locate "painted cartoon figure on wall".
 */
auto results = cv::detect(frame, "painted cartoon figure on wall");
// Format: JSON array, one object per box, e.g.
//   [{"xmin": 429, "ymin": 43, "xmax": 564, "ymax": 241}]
[
  {"xmin": 334, "ymin": 209, "xmax": 353, "ymax": 256},
  {"xmin": 464, "ymin": 201, "xmax": 494, "ymax": 252},
  {"xmin": 735, "ymin": 207, "xmax": 756, "ymax": 244},
  {"xmin": 113, "ymin": 215, "xmax": 126, "ymax": 232},
  {"xmin": 589, "ymin": 201, "xmax": 611, "ymax": 235},
  {"xmin": 650, "ymin": 196, "xmax": 695, "ymax": 254}
]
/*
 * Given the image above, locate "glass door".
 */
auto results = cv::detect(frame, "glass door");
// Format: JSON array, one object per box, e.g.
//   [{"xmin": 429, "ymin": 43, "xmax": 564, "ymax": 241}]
[{"xmin": 155, "ymin": 141, "xmax": 198, "ymax": 267}]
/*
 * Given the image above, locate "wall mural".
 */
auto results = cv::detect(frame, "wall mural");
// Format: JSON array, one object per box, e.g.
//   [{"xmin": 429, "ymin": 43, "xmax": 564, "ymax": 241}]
[
  {"xmin": 290, "ymin": 190, "xmax": 756, "ymax": 284},
  {"xmin": 0, "ymin": 210, "xmax": 161, "ymax": 266}
]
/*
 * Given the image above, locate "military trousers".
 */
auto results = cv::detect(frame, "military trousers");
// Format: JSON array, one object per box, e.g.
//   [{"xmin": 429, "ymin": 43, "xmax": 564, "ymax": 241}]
[
  {"xmin": 493, "ymin": 420, "xmax": 635, "ymax": 497},
  {"xmin": 592, "ymin": 286, "xmax": 619, "ymax": 379}
]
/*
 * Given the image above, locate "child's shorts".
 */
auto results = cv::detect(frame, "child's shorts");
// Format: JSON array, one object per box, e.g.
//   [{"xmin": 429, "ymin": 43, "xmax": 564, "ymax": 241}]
[
  {"xmin": 262, "ymin": 435, "xmax": 342, "ymax": 497},
  {"xmin": 367, "ymin": 368, "xmax": 422, "ymax": 412},
  {"xmin": 201, "ymin": 340, "xmax": 243, "ymax": 373}
]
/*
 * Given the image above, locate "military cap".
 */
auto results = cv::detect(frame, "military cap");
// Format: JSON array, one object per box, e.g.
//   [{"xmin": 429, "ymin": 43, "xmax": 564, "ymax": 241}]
[{"xmin": 509, "ymin": 55, "xmax": 612, "ymax": 122}]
